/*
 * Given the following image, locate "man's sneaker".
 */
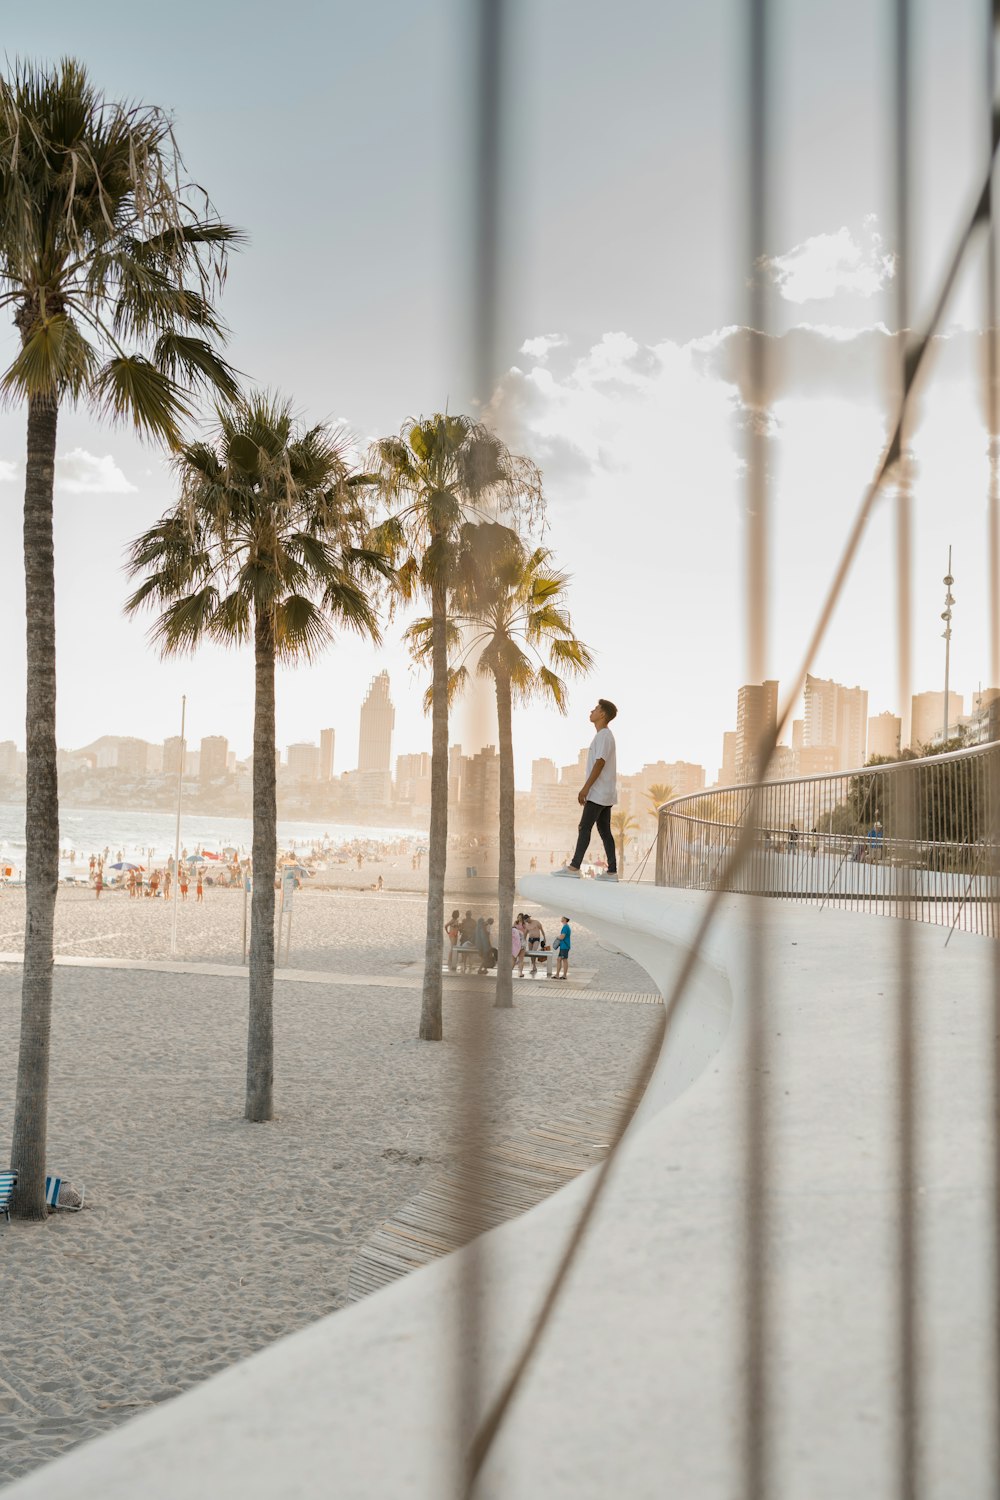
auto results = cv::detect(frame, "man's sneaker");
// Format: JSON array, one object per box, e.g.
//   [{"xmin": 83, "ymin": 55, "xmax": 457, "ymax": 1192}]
[
  {"xmin": 595, "ymin": 871, "xmax": 619, "ymax": 882},
  {"xmin": 551, "ymin": 866, "xmax": 581, "ymax": 878}
]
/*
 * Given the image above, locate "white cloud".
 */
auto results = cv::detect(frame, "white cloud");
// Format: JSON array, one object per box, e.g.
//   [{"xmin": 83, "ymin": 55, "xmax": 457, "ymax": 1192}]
[
  {"xmin": 55, "ymin": 449, "xmax": 137, "ymax": 495},
  {"xmin": 762, "ymin": 218, "xmax": 895, "ymax": 304},
  {"xmin": 0, "ymin": 460, "xmax": 16, "ymax": 483},
  {"xmin": 519, "ymin": 333, "xmax": 568, "ymax": 362}
]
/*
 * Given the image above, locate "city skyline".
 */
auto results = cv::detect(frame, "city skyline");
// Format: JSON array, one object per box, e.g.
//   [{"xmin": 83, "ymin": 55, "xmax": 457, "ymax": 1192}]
[{"xmin": 2, "ymin": 666, "xmax": 993, "ymax": 797}]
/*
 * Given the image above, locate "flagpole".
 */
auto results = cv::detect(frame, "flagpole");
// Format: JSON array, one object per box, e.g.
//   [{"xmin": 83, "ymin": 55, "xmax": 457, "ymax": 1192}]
[{"xmin": 170, "ymin": 694, "xmax": 186, "ymax": 957}]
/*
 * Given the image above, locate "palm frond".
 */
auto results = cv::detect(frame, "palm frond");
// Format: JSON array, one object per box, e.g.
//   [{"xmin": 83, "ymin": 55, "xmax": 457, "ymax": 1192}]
[
  {"xmin": 152, "ymin": 332, "xmax": 241, "ymax": 402},
  {"xmin": 1, "ymin": 312, "xmax": 98, "ymax": 401},
  {"xmin": 92, "ymin": 354, "xmax": 190, "ymax": 443}
]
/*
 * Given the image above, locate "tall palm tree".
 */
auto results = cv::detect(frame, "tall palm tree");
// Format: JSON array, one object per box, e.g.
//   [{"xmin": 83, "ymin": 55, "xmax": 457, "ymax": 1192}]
[
  {"xmin": 368, "ymin": 417, "xmax": 544, "ymax": 1040},
  {"xmin": 126, "ymin": 396, "xmax": 387, "ymax": 1121},
  {"xmin": 1, "ymin": 59, "xmax": 240, "ymax": 1218},
  {"xmin": 611, "ymin": 809, "xmax": 639, "ymax": 878},
  {"xmin": 407, "ymin": 524, "xmax": 592, "ymax": 1009},
  {"xmin": 646, "ymin": 782, "xmax": 676, "ymax": 820}
]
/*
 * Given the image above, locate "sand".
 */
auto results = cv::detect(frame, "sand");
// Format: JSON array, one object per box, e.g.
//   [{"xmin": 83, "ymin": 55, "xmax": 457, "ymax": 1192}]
[{"xmin": 0, "ymin": 888, "xmax": 659, "ymax": 1485}]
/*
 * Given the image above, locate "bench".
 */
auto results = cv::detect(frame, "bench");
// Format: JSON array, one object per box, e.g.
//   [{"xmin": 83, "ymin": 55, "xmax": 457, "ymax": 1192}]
[
  {"xmin": 0, "ymin": 1170, "xmax": 15, "ymax": 1223},
  {"xmin": 516, "ymin": 947, "xmax": 557, "ymax": 977},
  {"xmin": 444, "ymin": 943, "xmax": 493, "ymax": 973}
]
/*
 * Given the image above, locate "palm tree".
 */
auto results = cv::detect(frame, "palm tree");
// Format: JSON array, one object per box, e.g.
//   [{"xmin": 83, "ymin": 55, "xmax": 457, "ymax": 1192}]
[
  {"xmin": 407, "ymin": 524, "xmax": 592, "ymax": 1009},
  {"xmin": 1, "ymin": 59, "xmax": 240, "ymax": 1218},
  {"xmin": 611, "ymin": 810, "xmax": 639, "ymax": 878},
  {"xmin": 126, "ymin": 396, "xmax": 387, "ymax": 1121},
  {"xmin": 646, "ymin": 782, "xmax": 676, "ymax": 820},
  {"xmin": 367, "ymin": 417, "xmax": 544, "ymax": 1040}
]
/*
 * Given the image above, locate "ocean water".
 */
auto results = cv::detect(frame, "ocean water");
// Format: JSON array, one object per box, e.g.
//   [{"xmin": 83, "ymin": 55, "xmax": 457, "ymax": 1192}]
[{"xmin": 0, "ymin": 802, "xmax": 418, "ymax": 875}]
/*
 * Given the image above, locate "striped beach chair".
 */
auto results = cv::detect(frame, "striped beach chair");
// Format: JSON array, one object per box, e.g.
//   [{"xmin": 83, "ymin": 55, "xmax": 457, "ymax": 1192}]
[
  {"xmin": 0, "ymin": 1170, "xmax": 15, "ymax": 1223},
  {"xmin": 45, "ymin": 1175, "xmax": 84, "ymax": 1212}
]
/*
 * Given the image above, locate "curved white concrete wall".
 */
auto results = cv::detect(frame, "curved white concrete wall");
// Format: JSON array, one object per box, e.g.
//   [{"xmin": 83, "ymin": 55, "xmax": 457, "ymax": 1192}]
[{"xmin": 6, "ymin": 883, "xmax": 996, "ymax": 1499}]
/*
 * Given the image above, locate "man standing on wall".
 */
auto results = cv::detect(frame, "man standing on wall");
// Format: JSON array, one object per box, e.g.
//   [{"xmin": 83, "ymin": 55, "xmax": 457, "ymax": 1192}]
[{"xmin": 553, "ymin": 699, "xmax": 619, "ymax": 881}]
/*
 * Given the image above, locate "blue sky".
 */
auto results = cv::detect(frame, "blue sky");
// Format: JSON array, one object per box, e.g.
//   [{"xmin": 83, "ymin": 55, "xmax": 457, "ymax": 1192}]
[{"xmin": 1, "ymin": 0, "xmax": 996, "ymax": 782}]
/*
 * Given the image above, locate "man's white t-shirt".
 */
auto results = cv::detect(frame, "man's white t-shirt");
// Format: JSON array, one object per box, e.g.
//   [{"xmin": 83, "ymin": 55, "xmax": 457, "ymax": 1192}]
[{"xmin": 586, "ymin": 727, "xmax": 617, "ymax": 806}]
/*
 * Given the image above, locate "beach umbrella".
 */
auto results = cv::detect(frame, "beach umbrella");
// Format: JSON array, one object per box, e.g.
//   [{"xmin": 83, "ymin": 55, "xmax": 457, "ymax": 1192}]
[{"xmin": 109, "ymin": 861, "xmax": 144, "ymax": 871}]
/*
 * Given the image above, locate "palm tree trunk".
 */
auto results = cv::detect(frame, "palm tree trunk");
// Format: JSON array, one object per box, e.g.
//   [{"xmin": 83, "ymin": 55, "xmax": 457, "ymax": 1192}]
[
  {"xmin": 246, "ymin": 611, "xmax": 276, "ymax": 1120},
  {"xmin": 10, "ymin": 393, "xmax": 60, "ymax": 1220},
  {"xmin": 419, "ymin": 577, "xmax": 448, "ymax": 1040},
  {"xmin": 494, "ymin": 671, "xmax": 515, "ymax": 1009}
]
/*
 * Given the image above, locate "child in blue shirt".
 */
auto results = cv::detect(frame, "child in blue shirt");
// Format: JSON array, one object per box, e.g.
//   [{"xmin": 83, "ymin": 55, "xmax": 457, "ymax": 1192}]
[{"xmin": 555, "ymin": 918, "xmax": 572, "ymax": 979}]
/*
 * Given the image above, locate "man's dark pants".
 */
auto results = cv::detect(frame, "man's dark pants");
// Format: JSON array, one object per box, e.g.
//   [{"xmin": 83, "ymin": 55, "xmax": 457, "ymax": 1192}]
[{"xmin": 571, "ymin": 800, "xmax": 617, "ymax": 872}]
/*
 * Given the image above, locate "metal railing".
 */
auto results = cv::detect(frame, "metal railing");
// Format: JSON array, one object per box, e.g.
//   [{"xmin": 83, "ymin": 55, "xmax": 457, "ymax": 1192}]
[{"xmin": 656, "ymin": 741, "xmax": 1000, "ymax": 938}]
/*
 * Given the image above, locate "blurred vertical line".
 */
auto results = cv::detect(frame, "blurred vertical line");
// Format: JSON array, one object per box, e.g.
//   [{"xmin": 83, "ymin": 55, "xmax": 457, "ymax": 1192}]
[
  {"xmin": 472, "ymin": 0, "xmax": 504, "ymax": 406},
  {"xmin": 744, "ymin": 1, "xmax": 771, "ymax": 1497},
  {"xmin": 892, "ymin": 1, "xmax": 919, "ymax": 1495},
  {"xmin": 986, "ymin": 2, "xmax": 1000, "ymax": 1486},
  {"xmin": 461, "ymin": 1, "xmax": 506, "ymax": 1493}
]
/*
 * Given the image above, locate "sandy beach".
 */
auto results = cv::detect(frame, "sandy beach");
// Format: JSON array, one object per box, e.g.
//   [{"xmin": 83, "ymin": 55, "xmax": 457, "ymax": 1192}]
[{"xmin": 0, "ymin": 887, "xmax": 659, "ymax": 1485}]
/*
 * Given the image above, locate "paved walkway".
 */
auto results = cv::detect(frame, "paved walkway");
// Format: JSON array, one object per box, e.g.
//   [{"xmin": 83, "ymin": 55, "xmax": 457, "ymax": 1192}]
[{"xmin": 0, "ymin": 952, "xmax": 659, "ymax": 1004}]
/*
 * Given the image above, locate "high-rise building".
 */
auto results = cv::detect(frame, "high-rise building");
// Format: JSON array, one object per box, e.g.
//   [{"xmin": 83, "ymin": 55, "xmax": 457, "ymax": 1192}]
[
  {"xmin": 791, "ymin": 719, "xmax": 805, "ymax": 751},
  {"xmin": 531, "ymin": 758, "xmax": 558, "ymax": 792},
  {"xmin": 720, "ymin": 731, "xmax": 738, "ymax": 786},
  {"xmin": 910, "ymin": 690, "xmax": 964, "ymax": 749},
  {"xmin": 802, "ymin": 675, "xmax": 868, "ymax": 771},
  {"xmin": 358, "ymin": 671, "xmax": 394, "ymax": 772},
  {"xmin": 199, "ymin": 735, "xmax": 229, "ymax": 783},
  {"xmin": 459, "ymin": 745, "xmax": 501, "ymax": 829},
  {"xmin": 396, "ymin": 751, "xmax": 431, "ymax": 806},
  {"xmin": 287, "ymin": 742, "xmax": 320, "ymax": 781},
  {"xmin": 867, "ymin": 712, "xmax": 902, "ymax": 761},
  {"xmin": 162, "ymin": 736, "xmax": 185, "ymax": 776},
  {"xmin": 735, "ymin": 680, "xmax": 779, "ymax": 782},
  {"xmin": 320, "ymin": 727, "xmax": 336, "ymax": 781},
  {"xmin": 637, "ymin": 760, "xmax": 705, "ymax": 800},
  {"xmin": 560, "ymin": 749, "xmax": 589, "ymax": 785},
  {"xmin": 115, "ymin": 737, "xmax": 149, "ymax": 776}
]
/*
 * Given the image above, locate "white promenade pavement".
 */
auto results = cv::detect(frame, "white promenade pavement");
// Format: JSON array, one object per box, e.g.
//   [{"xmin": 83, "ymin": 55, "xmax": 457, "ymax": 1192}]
[{"xmin": 5, "ymin": 880, "xmax": 994, "ymax": 1499}]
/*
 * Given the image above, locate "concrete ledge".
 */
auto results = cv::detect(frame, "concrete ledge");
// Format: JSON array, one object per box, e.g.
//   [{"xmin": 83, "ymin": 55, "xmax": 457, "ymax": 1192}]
[{"xmin": 5, "ymin": 883, "xmax": 994, "ymax": 1498}]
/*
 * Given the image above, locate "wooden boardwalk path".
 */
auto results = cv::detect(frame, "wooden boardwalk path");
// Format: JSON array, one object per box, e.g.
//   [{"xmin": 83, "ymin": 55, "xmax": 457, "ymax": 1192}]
[{"xmin": 347, "ymin": 1079, "xmax": 651, "ymax": 1302}]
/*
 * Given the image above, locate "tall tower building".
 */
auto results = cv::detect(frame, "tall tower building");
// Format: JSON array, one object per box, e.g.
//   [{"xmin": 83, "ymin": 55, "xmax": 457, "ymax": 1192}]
[
  {"xmin": 803, "ymin": 674, "xmax": 868, "ymax": 771},
  {"xmin": 199, "ymin": 735, "xmax": 228, "ymax": 783},
  {"xmin": 720, "ymin": 731, "xmax": 738, "ymax": 786},
  {"xmin": 867, "ymin": 711, "xmax": 902, "ymax": 761},
  {"xmin": 910, "ymin": 690, "xmax": 964, "ymax": 749},
  {"xmin": 358, "ymin": 671, "xmax": 395, "ymax": 774},
  {"xmin": 319, "ymin": 727, "xmax": 336, "ymax": 781},
  {"xmin": 735, "ymin": 681, "xmax": 779, "ymax": 782},
  {"xmin": 287, "ymin": 743, "xmax": 320, "ymax": 781}
]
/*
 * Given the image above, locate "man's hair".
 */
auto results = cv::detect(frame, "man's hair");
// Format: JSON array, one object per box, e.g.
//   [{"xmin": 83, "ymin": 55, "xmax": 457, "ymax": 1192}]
[{"xmin": 598, "ymin": 698, "xmax": 618, "ymax": 722}]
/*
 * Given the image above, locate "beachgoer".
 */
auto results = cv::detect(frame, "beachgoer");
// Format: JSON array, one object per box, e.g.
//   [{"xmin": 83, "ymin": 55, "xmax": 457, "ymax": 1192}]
[
  {"xmin": 552, "ymin": 699, "xmax": 619, "ymax": 882},
  {"xmin": 94, "ymin": 870, "xmax": 103, "ymax": 899},
  {"xmin": 445, "ymin": 909, "xmax": 461, "ymax": 970},
  {"xmin": 511, "ymin": 917, "xmax": 524, "ymax": 973},
  {"xmin": 555, "ymin": 917, "xmax": 572, "ymax": 979},
  {"xmin": 458, "ymin": 909, "xmax": 476, "ymax": 973},
  {"xmin": 180, "ymin": 871, "xmax": 189, "ymax": 901},
  {"xmin": 163, "ymin": 869, "xmax": 171, "ymax": 900},
  {"xmin": 196, "ymin": 871, "xmax": 204, "ymax": 901},
  {"xmin": 474, "ymin": 916, "xmax": 495, "ymax": 974},
  {"xmin": 529, "ymin": 855, "xmax": 537, "ymax": 872},
  {"xmin": 523, "ymin": 914, "xmax": 546, "ymax": 976}
]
